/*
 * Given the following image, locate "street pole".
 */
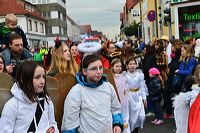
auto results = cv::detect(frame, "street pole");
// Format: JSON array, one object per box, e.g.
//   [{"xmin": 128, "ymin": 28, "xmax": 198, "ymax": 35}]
[
  {"xmin": 168, "ymin": 21, "xmax": 172, "ymax": 40},
  {"xmin": 154, "ymin": 0, "xmax": 158, "ymax": 38},
  {"xmin": 168, "ymin": 0, "xmax": 172, "ymax": 40},
  {"xmin": 139, "ymin": 0, "xmax": 144, "ymax": 41}
]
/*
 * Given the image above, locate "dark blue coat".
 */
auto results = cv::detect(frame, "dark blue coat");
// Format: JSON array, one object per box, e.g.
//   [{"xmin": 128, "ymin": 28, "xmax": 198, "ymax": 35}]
[{"xmin": 147, "ymin": 77, "xmax": 162, "ymax": 101}]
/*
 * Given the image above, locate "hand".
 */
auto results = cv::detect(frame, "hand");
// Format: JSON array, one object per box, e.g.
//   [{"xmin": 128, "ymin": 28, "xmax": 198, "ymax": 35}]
[
  {"xmin": 2, "ymin": 44, "xmax": 6, "ymax": 49},
  {"xmin": 143, "ymin": 100, "xmax": 147, "ymax": 108},
  {"xmin": 113, "ymin": 126, "xmax": 121, "ymax": 133},
  {"xmin": 6, "ymin": 64, "xmax": 15, "ymax": 74},
  {"xmin": 46, "ymin": 126, "xmax": 55, "ymax": 133},
  {"xmin": 175, "ymin": 69, "xmax": 179, "ymax": 73}
]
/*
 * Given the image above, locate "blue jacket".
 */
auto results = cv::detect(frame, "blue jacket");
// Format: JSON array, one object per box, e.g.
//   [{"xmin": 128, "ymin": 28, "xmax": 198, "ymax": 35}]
[
  {"xmin": 2, "ymin": 48, "xmax": 32, "ymax": 66},
  {"xmin": 2, "ymin": 48, "xmax": 32, "ymax": 78},
  {"xmin": 178, "ymin": 57, "xmax": 197, "ymax": 76},
  {"xmin": 147, "ymin": 77, "xmax": 162, "ymax": 101}
]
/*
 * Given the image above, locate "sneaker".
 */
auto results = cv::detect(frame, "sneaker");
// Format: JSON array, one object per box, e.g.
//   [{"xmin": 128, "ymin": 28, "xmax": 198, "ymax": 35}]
[
  {"xmin": 145, "ymin": 112, "xmax": 154, "ymax": 117},
  {"xmin": 164, "ymin": 114, "xmax": 174, "ymax": 119},
  {"xmin": 151, "ymin": 119, "xmax": 158, "ymax": 124},
  {"xmin": 154, "ymin": 120, "xmax": 164, "ymax": 125}
]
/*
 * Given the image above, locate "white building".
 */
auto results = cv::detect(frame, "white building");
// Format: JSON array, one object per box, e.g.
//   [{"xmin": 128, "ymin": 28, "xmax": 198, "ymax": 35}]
[
  {"xmin": 26, "ymin": 0, "xmax": 68, "ymax": 47},
  {"xmin": 66, "ymin": 15, "xmax": 80, "ymax": 42}
]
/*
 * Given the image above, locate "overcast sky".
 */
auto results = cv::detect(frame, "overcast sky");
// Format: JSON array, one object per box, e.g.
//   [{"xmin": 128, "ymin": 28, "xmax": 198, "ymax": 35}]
[{"xmin": 67, "ymin": 0, "xmax": 125, "ymax": 39}]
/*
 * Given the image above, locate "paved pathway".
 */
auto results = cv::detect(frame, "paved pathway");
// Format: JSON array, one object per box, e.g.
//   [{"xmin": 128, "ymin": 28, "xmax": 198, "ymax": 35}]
[{"xmin": 139, "ymin": 116, "xmax": 176, "ymax": 133}]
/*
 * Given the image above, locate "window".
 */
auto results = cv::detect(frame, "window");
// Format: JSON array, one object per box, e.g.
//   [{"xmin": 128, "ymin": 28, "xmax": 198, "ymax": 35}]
[
  {"xmin": 28, "ymin": 19, "xmax": 32, "ymax": 31},
  {"xmin": 60, "ymin": 13, "xmax": 63, "ymax": 20},
  {"xmin": 35, "ymin": 21, "xmax": 38, "ymax": 32},
  {"xmin": 61, "ymin": 27, "xmax": 64, "ymax": 34},
  {"xmin": 51, "ymin": 11, "xmax": 58, "ymax": 19},
  {"xmin": 42, "ymin": 12, "xmax": 51, "ymax": 18},
  {"xmin": 58, "ymin": 11, "xmax": 60, "ymax": 19},
  {"xmin": 46, "ymin": 27, "xmax": 52, "ymax": 34},
  {"xmin": 52, "ymin": 26, "xmax": 59, "ymax": 34},
  {"xmin": 38, "ymin": 0, "xmax": 41, "ymax": 3},
  {"xmin": 40, "ymin": 23, "xmax": 44, "ymax": 33}
]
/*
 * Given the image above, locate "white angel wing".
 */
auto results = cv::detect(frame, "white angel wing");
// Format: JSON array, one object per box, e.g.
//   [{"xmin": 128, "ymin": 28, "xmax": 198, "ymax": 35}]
[{"xmin": 172, "ymin": 93, "xmax": 190, "ymax": 133}]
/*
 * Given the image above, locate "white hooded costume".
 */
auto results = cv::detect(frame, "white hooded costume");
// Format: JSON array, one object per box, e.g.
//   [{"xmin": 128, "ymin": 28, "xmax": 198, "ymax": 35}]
[{"xmin": 0, "ymin": 83, "xmax": 59, "ymax": 133}]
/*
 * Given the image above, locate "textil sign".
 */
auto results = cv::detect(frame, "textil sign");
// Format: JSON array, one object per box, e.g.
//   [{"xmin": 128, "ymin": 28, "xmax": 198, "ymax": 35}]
[{"xmin": 178, "ymin": 4, "xmax": 200, "ymax": 41}]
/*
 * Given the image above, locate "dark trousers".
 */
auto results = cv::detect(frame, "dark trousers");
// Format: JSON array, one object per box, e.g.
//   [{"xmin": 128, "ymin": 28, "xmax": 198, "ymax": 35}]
[
  {"xmin": 152, "ymin": 100, "xmax": 163, "ymax": 120},
  {"xmin": 147, "ymin": 97, "xmax": 154, "ymax": 112},
  {"xmin": 131, "ymin": 127, "xmax": 139, "ymax": 133},
  {"xmin": 164, "ymin": 88, "xmax": 173, "ymax": 114}
]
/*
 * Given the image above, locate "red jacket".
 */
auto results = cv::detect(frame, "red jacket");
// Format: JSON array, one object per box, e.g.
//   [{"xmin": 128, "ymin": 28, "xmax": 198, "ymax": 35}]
[{"xmin": 188, "ymin": 93, "xmax": 200, "ymax": 133}]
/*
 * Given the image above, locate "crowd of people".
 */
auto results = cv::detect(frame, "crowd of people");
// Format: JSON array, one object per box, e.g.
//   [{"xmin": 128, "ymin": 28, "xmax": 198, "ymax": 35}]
[{"xmin": 1, "ymin": 13, "xmax": 200, "ymax": 133}]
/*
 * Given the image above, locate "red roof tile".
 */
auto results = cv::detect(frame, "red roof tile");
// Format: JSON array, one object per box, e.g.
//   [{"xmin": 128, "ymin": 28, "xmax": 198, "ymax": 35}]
[
  {"xmin": 0, "ymin": 0, "xmax": 46, "ymax": 21},
  {"xmin": 126, "ymin": 0, "xmax": 139, "ymax": 10}
]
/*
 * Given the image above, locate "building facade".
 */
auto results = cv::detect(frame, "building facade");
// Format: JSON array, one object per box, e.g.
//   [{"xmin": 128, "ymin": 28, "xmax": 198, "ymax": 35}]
[
  {"xmin": 26, "ymin": 0, "xmax": 68, "ymax": 47},
  {"xmin": 66, "ymin": 15, "xmax": 80, "ymax": 42}
]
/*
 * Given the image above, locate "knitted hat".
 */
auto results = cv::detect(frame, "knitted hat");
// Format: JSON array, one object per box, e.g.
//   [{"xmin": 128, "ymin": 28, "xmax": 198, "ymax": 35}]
[{"xmin": 149, "ymin": 67, "xmax": 160, "ymax": 75}]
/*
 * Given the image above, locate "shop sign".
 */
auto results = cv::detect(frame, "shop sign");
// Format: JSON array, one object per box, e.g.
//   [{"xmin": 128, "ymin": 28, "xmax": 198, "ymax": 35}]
[
  {"xmin": 178, "ymin": 4, "xmax": 200, "ymax": 41},
  {"xmin": 171, "ymin": 0, "xmax": 189, "ymax": 4}
]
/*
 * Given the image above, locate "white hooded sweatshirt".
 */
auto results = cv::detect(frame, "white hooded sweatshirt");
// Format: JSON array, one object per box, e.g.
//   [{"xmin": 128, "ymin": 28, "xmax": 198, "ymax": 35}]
[{"xmin": 0, "ymin": 83, "xmax": 59, "ymax": 133}]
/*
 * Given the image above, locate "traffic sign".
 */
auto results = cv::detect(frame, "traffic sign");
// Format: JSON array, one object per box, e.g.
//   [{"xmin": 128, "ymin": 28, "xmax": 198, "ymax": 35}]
[{"xmin": 147, "ymin": 10, "xmax": 156, "ymax": 22}]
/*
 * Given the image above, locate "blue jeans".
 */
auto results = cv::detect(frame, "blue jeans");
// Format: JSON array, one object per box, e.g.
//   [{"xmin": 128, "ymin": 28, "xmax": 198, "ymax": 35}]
[{"xmin": 152, "ymin": 100, "xmax": 163, "ymax": 120}]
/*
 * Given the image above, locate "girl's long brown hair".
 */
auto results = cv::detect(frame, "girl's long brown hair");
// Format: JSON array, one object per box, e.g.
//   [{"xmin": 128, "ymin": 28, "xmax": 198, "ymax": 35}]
[
  {"xmin": 16, "ymin": 61, "xmax": 49, "ymax": 103},
  {"xmin": 48, "ymin": 43, "xmax": 79, "ymax": 75}
]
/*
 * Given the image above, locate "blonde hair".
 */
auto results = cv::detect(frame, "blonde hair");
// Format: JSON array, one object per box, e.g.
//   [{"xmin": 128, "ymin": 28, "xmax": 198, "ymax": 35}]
[
  {"xmin": 48, "ymin": 43, "xmax": 79, "ymax": 75},
  {"xmin": 5, "ymin": 13, "xmax": 17, "ymax": 24},
  {"xmin": 180, "ymin": 45, "xmax": 194, "ymax": 62}
]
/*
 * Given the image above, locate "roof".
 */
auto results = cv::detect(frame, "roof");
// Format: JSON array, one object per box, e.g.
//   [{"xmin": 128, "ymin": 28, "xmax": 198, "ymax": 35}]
[
  {"xmin": 66, "ymin": 15, "xmax": 79, "ymax": 26},
  {"xmin": 0, "ymin": 0, "xmax": 46, "ymax": 21},
  {"xmin": 126, "ymin": 0, "xmax": 139, "ymax": 10}
]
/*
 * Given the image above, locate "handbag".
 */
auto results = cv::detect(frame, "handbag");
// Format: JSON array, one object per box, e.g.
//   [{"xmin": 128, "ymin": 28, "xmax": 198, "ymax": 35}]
[
  {"xmin": 172, "ymin": 74, "xmax": 183, "ymax": 89},
  {"xmin": 172, "ymin": 61, "xmax": 188, "ymax": 93}
]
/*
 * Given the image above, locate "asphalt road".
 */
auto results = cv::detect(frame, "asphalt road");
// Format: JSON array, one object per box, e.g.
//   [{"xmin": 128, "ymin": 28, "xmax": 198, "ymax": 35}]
[{"xmin": 139, "ymin": 116, "xmax": 176, "ymax": 133}]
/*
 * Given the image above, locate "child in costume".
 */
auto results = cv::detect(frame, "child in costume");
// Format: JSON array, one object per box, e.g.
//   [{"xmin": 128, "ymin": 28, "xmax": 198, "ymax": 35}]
[
  {"xmin": 173, "ymin": 64, "xmax": 200, "ymax": 133},
  {"xmin": 0, "ymin": 61, "xmax": 59, "ymax": 133},
  {"xmin": 124, "ymin": 56, "xmax": 148, "ymax": 133},
  {"xmin": 61, "ymin": 54, "xmax": 123, "ymax": 133},
  {"xmin": 110, "ymin": 58, "xmax": 126, "ymax": 103},
  {"xmin": 110, "ymin": 58, "xmax": 131, "ymax": 133},
  {"xmin": 148, "ymin": 67, "xmax": 164, "ymax": 125}
]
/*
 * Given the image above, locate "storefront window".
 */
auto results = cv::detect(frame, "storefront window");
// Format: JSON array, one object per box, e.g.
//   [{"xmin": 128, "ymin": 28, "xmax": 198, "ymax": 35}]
[{"xmin": 178, "ymin": 5, "xmax": 200, "ymax": 41}]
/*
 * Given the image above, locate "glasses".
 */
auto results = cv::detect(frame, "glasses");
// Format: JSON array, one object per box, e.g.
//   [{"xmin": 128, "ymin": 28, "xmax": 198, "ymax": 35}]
[
  {"xmin": 86, "ymin": 66, "xmax": 104, "ymax": 72},
  {"xmin": 109, "ymin": 46, "xmax": 116, "ymax": 49}
]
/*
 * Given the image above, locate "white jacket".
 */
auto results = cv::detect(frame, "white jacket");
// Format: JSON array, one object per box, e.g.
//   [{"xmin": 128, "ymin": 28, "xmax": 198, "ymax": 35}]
[
  {"xmin": 62, "ymin": 82, "xmax": 122, "ymax": 133},
  {"xmin": 0, "ymin": 83, "xmax": 59, "ymax": 133}
]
